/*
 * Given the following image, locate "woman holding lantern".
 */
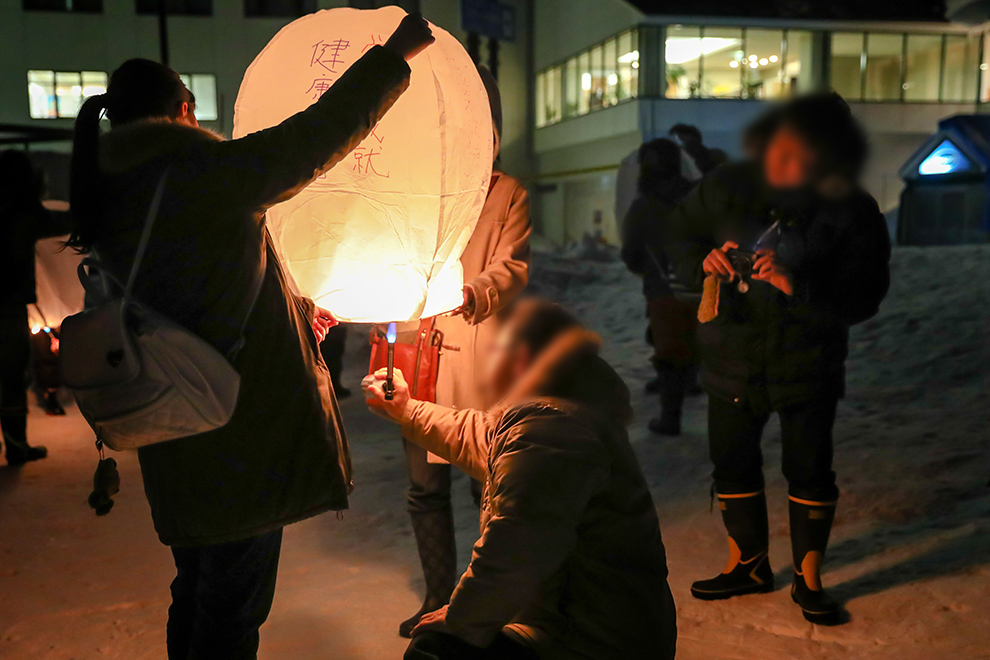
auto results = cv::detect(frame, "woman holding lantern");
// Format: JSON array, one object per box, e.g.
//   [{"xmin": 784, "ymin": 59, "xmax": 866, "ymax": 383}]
[
  {"xmin": 67, "ymin": 14, "xmax": 434, "ymax": 660},
  {"xmin": 398, "ymin": 65, "xmax": 533, "ymax": 639}
]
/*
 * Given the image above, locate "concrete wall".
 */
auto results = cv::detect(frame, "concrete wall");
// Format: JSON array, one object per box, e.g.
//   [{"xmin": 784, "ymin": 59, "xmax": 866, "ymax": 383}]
[{"xmin": 533, "ymin": 0, "xmax": 642, "ymax": 70}]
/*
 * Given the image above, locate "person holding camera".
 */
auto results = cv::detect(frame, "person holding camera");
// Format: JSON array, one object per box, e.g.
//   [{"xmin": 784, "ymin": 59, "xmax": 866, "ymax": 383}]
[{"xmin": 664, "ymin": 94, "xmax": 891, "ymax": 625}]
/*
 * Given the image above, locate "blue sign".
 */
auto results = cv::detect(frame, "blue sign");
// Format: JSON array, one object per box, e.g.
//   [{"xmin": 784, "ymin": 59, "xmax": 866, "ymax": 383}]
[
  {"xmin": 918, "ymin": 139, "xmax": 974, "ymax": 176},
  {"xmin": 461, "ymin": 0, "xmax": 516, "ymax": 42}
]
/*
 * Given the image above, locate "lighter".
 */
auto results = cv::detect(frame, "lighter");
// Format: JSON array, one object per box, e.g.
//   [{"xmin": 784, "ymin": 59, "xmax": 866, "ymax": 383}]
[{"xmin": 384, "ymin": 322, "xmax": 396, "ymax": 401}]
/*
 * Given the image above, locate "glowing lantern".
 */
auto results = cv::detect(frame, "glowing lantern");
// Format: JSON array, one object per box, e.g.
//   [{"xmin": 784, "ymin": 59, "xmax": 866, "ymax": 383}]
[{"xmin": 233, "ymin": 6, "xmax": 492, "ymax": 323}]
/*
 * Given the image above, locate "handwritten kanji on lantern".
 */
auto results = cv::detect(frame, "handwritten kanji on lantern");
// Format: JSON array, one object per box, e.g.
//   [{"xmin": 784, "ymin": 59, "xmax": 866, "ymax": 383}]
[
  {"xmin": 362, "ymin": 33, "xmax": 386, "ymax": 54},
  {"xmin": 305, "ymin": 78, "xmax": 334, "ymax": 99},
  {"xmin": 311, "ymin": 39, "xmax": 350, "ymax": 73}
]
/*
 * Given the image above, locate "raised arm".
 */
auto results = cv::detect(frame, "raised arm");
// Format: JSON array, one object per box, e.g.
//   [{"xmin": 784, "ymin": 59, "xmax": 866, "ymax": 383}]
[
  {"xmin": 212, "ymin": 45, "xmax": 410, "ymax": 211},
  {"xmin": 463, "ymin": 178, "xmax": 532, "ymax": 326},
  {"xmin": 209, "ymin": 14, "xmax": 434, "ymax": 211}
]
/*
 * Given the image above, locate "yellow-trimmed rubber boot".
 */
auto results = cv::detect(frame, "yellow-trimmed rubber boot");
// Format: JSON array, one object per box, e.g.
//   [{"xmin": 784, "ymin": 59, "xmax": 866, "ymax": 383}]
[
  {"xmin": 691, "ymin": 490, "xmax": 774, "ymax": 600},
  {"xmin": 789, "ymin": 495, "xmax": 843, "ymax": 625}
]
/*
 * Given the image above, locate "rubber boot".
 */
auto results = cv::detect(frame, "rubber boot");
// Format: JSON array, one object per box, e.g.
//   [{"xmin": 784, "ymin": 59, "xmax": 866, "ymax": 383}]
[
  {"xmin": 1, "ymin": 414, "xmax": 48, "ymax": 466},
  {"xmin": 789, "ymin": 496, "xmax": 842, "ymax": 625},
  {"xmin": 648, "ymin": 362, "xmax": 687, "ymax": 436},
  {"xmin": 691, "ymin": 490, "xmax": 774, "ymax": 600},
  {"xmin": 399, "ymin": 508, "xmax": 458, "ymax": 638}
]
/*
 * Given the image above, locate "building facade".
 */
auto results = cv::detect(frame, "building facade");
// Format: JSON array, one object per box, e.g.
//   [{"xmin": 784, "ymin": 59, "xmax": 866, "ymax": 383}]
[
  {"xmin": 4, "ymin": 0, "xmax": 989, "ymax": 246},
  {"xmin": 0, "ymin": 0, "xmax": 533, "ymax": 179},
  {"xmin": 531, "ymin": 0, "xmax": 990, "ymax": 245}
]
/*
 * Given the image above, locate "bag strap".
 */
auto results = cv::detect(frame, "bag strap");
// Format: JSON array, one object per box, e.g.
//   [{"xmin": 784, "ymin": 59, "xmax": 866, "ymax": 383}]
[{"xmin": 123, "ymin": 167, "xmax": 170, "ymax": 302}]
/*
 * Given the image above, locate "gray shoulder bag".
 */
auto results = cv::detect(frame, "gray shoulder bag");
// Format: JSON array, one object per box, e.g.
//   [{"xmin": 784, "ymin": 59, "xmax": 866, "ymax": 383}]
[{"xmin": 60, "ymin": 169, "xmax": 265, "ymax": 451}]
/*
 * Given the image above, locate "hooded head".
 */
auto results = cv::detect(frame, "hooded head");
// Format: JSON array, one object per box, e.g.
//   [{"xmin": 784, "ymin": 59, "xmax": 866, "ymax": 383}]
[{"xmin": 477, "ymin": 65, "xmax": 502, "ymax": 162}]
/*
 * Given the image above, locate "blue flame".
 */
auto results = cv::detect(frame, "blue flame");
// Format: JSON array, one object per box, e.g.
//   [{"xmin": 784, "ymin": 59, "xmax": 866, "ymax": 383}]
[{"xmin": 386, "ymin": 322, "xmax": 397, "ymax": 344}]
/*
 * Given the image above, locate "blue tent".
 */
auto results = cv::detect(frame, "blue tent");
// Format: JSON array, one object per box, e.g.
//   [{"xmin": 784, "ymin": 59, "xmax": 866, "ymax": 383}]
[{"xmin": 898, "ymin": 115, "xmax": 990, "ymax": 245}]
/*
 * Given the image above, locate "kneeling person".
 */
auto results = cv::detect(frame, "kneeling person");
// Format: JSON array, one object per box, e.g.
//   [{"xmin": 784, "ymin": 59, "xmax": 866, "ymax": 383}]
[{"xmin": 365, "ymin": 300, "xmax": 676, "ymax": 660}]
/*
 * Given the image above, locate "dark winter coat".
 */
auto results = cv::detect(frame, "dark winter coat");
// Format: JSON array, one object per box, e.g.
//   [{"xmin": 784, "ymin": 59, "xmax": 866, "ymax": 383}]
[
  {"xmin": 621, "ymin": 177, "xmax": 692, "ymax": 300},
  {"xmin": 400, "ymin": 329, "xmax": 676, "ymax": 660},
  {"xmin": 90, "ymin": 46, "xmax": 410, "ymax": 547},
  {"xmin": 665, "ymin": 161, "xmax": 891, "ymax": 409}
]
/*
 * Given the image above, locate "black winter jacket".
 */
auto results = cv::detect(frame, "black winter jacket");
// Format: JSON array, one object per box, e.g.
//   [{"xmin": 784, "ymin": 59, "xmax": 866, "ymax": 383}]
[
  {"xmin": 665, "ymin": 162, "xmax": 891, "ymax": 408},
  {"xmin": 620, "ymin": 177, "xmax": 692, "ymax": 300},
  {"xmin": 91, "ymin": 46, "xmax": 410, "ymax": 546}
]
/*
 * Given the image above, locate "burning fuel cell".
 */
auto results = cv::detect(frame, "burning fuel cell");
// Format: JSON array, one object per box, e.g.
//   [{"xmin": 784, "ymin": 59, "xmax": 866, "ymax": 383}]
[{"xmin": 384, "ymin": 322, "xmax": 396, "ymax": 400}]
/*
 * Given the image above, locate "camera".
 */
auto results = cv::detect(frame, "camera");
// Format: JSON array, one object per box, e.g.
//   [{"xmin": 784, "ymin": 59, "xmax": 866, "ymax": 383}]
[{"xmin": 726, "ymin": 249, "xmax": 757, "ymax": 278}]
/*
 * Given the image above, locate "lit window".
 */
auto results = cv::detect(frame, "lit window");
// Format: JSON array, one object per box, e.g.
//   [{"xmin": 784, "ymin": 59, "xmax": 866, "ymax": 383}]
[
  {"xmin": 535, "ymin": 71, "xmax": 547, "ymax": 128},
  {"xmin": 942, "ymin": 34, "xmax": 981, "ymax": 102},
  {"xmin": 179, "ymin": 73, "xmax": 219, "ymax": 121},
  {"xmin": 564, "ymin": 57, "xmax": 580, "ymax": 119},
  {"xmin": 617, "ymin": 29, "xmax": 639, "ymax": 101},
  {"xmin": 830, "ymin": 32, "xmax": 865, "ymax": 101},
  {"xmin": 783, "ymin": 30, "xmax": 815, "ymax": 96},
  {"xmin": 700, "ymin": 27, "xmax": 744, "ymax": 98},
  {"xmin": 27, "ymin": 69, "xmax": 107, "ymax": 119},
  {"xmin": 743, "ymin": 29, "xmax": 784, "ymax": 99},
  {"xmin": 904, "ymin": 35, "xmax": 942, "ymax": 102},
  {"xmin": 603, "ymin": 37, "xmax": 619, "ymax": 107},
  {"xmin": 865, "ymin": 33, "xmax": 904, "ymax": 101},
  {"xmin": 545, "ymin": 66, "xmax": 562, "ymax": 125}
]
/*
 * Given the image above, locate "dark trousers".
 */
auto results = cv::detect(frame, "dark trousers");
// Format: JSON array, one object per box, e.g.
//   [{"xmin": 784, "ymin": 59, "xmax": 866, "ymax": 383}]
[
  {"xmin": 405, "ymin": 631, "xmax": 539, "ymax": 660},
  {"xmin": 319, "ymin": 324, "xmax": 347, "ymax": 390},
  {"xmin": 708, "ymin": 394, "xmax": 839, "ymax": 502},
  {"xmin": 167, "ymin": 529, "xmax": 282, "ymax": 660},
  {"xmin": 404, "ymin": 438, "xmax": 482, "ymax": 513},
  {"xmin": 0, "ymin": 307, "xmax": 30, "ymax": 416}
]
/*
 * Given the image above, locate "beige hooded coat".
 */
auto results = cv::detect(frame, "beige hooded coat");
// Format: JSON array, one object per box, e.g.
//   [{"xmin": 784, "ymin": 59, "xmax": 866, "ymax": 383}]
[{"xmin": 435, "ymin": 170, "xmax": 531, "ymax": 411}]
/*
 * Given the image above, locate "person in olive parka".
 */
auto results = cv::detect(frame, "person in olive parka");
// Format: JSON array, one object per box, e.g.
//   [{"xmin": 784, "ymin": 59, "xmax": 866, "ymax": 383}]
[
  {"xmin": 663, "ymin": 93, "xmax": 891, "ymax": 625},
  {"xmin": 67, "ymin": 14, "xmax": 435, "ymax": 660}
]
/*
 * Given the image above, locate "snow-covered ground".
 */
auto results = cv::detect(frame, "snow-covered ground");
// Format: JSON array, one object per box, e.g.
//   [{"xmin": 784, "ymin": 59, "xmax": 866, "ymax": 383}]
[{"xmin": 1, "ymin": 245, "xmax": 988, "ymax": 660}]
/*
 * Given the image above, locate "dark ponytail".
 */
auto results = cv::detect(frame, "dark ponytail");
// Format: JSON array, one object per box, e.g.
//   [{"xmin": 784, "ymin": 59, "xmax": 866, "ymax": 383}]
[
  {"xmin": 67, "ymin": 58, "xmax": 190, "ymax": 252},
  {"xmin": 67, "ymin": 94, "xmax": 108, "ymax": 251}
]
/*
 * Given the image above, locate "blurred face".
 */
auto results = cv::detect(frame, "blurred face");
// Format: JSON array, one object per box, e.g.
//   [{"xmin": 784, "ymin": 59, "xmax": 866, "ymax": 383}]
[
  {"xmin": 763, "ymin": 124, "xmax": 817, "ymax": 190},
  {"xmin": 480, "ymin": 325, "xmax": 532, "ymax": 406}
]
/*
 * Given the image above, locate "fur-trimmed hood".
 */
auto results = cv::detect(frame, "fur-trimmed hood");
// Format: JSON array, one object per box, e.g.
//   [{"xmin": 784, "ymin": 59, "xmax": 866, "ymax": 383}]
[
  {"xmin": 490, "ymin": 327, "xmax": 633, "ymax": 427},
  {"xmin": 98, "ymin": 119, "xmax": 224, "ymax": 176}
]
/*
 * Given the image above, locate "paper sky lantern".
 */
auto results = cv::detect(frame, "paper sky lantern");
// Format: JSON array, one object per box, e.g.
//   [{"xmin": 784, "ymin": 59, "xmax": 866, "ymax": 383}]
[{"xmin": 234, "ymin": 6, "xmax": 492, "ymax": 323}]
